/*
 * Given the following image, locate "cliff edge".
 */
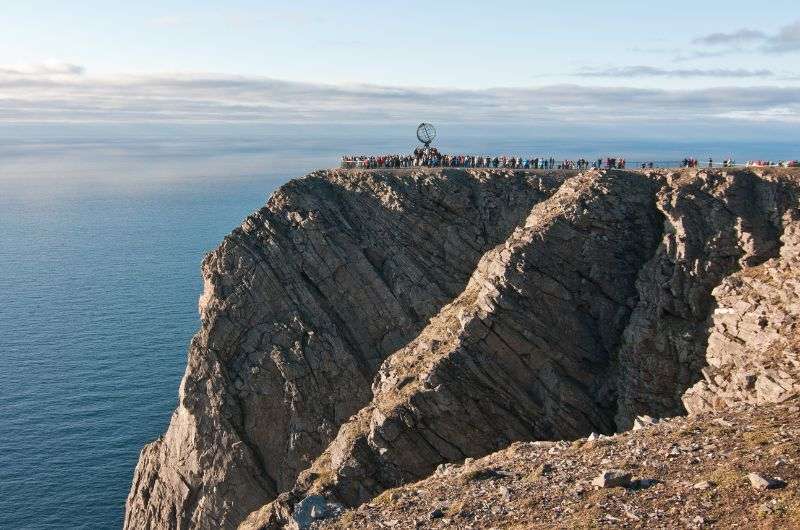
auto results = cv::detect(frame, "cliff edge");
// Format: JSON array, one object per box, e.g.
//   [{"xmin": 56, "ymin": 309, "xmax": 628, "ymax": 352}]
[
  {"xmin": 125, "ymin": 167, "xmax": 800, "ymax": 530},
  {"xmin": 125, "ymin": 168, "xmax": 566, "ymax": 529}
]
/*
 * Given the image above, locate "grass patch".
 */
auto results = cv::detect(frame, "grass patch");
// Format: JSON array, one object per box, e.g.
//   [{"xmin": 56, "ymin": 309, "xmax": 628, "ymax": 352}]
[
  {"xmin": 707, "ymin": 467, "xmax": 743, "ymax": 490},
  {"xmin": 446, "ymin": 500, "xmax": 466, "ymax": 517},
  {"xmin": 372, "ymin": 489, "xmax": 401, "ymax": 507},
  {"xmin": 571, "ymin": 439, "xmax": 586, "ymax": 450},
  {"xmin": 744, "ymin": 430, "xmax": 774, "ymax": 447},
  {"xmin": 336, "ymin": 511, "xmax": 357, "ymax": 526},
  {"xmin": 523, "ymin": 463, "xmax": 553, "ymax": 484},
  {"xmin": 308, "ymin": 452, "xmax": 335, "ymax": 489},
  {"xmin": 756, "ymin": 494, "xmax": 800, "ymax": 526}
]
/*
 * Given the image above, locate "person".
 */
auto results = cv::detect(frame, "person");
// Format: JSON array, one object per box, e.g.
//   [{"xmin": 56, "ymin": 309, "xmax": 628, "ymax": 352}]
[{"xmin": 340, "ymin": 151, "xmax": 683, "ymax": 170}]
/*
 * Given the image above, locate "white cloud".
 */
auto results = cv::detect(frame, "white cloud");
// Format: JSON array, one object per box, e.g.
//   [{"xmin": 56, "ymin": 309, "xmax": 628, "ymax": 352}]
[
  {"xmin": 765, "ymin": 20, "xmax": 800, "ymax": 53},
  {"xmin": 717, "ymin": 107, "xmax": 800, "ymax": 122},
  {"xmin": 0, "ymin": 61, "xmax": 85, "ymax": 77},
  {"xmin": 692, "ymin": 29, "xmax": 767, "ymax": 46},
  {"xmin": 691, "ymin": 20, "xmax": 800, "ymax": 54},
  {"xmin": 582, "ymin": 66, "xmax": 773, "ymax": 78},
  {"xmin": 0, "ymin": 67, "xmax": 798, "ymax": 125}
]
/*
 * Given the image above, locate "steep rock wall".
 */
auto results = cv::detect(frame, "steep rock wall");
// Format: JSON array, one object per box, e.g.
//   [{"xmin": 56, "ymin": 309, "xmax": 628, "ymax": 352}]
[
  {"xmin": 246, "ymin": 171, "xmax": 663, "ymax": 525},
  {"xmin": 239, "ymin": 168, "xmax": 800, "ymax": 529},
  {"xmin": 683, "ymin": 207, "xmax": 800, "ymax": 412},
  {"xmin": 123, "ymin": 166, "xmax": 800, "ymax": 530},
  {"xmin": 614, "ymin": 170, "xmax": 793, "ymax": 425},
  {"xmin": 124, "ymin": 169, "xmax": 565, "ymax": 529}
]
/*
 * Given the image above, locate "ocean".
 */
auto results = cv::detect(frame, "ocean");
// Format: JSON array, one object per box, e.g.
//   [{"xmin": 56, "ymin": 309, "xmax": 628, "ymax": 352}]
[{"xmin": 0, "ymin": 123, "xmax": 796, "ymax": 529}]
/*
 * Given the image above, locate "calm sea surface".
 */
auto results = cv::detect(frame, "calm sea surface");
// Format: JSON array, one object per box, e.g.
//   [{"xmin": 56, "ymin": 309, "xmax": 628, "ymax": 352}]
[{"xmin": 0, "ymin": 124, "xmax": 796, "ymax": 529}]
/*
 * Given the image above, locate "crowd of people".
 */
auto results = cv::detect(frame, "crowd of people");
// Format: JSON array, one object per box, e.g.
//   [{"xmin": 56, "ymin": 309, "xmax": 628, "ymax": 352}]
[
  {"xmin": 746, "ymin": 160, "xmax": 799, "ymax": 167},
  {"xmin": 341, "ymin": 149, "xmax": 632, "ymax": 170},
  {"xmin": 684, "ymin": 158, "xmax": 799, "ymax": 168},
  {"xmin": 683, "ymin": 158, "xmax": 738, "ymax": 168},
  {"xmin": 341, "ymin": 150, "xmax": 797, "ymax": 171}
]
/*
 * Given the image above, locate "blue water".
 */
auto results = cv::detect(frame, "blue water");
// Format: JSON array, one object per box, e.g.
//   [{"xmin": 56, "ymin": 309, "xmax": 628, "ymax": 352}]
[{"xmin": 0, "ymin": 124, "xmax": 796, "ymax": 529}]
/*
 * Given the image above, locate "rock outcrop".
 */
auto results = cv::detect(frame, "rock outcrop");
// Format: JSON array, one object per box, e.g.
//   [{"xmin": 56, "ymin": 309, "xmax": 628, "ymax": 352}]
[
  {"xmin": 125, "ymin": 169, "xmax": 565, "ymax": 529},
  {"xmin": 125, "ymin": 167, "xmax": 800, "ymax": 530},
  {"xmin": 310, "ymin": 402, "xmax": 800, "ymax": 529},
  {"xmin": 244, "ymin": 170, "xmax": 664, "ymax": 527},
  {"xmin": 683, "ymin": 208, "xmax": 800, "ymax": 412},
  {"xmin": 615, "ymin": 169, "xmax": 794, "ymax": 425}
]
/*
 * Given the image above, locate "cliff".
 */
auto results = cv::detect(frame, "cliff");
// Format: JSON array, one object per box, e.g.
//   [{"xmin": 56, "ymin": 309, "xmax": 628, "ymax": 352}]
[
  {"xmin": 125, "ymin": 167, "xmax": 800, "ymax": 530},
  {"xmin": 124, "ymin": 168, "xmax": 568, "ymax": 529}
]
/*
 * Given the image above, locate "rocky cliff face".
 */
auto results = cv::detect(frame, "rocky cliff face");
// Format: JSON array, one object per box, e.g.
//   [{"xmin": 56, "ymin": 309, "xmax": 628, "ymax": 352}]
[
  {"xmin": 125, "ymin": 167, "xmax": 800, "ymax": 530},
  {"xmin": 682, "ymin": 207, "xmax": 800, "ymax": 413},
  {"xmin": 125, "ymin": 169, "xmax": 566, "ymax": 529},
  {"xmin": 615, "ymin": 169, "xmax": 792, "ymax": 425}
]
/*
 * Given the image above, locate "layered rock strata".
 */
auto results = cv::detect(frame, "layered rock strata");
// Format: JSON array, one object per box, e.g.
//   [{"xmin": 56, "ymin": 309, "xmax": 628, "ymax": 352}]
[
  {"xmin": 615, "ymin": 169, "xmax": 794, "ymax": 425},
  {"xmin": 683, "ymin": 208, "xmax": 800, "ymax": 412},
  {"xmin": 124, "ymin": 167, "xmax": 800, "ymax": 530},
  {"xmin": 239, "ymin": 168, "xmax": 799, "ymax": 529},
  {"xmin": 125, "ymin": 169, "xmax": 565, "ymax": 529}
]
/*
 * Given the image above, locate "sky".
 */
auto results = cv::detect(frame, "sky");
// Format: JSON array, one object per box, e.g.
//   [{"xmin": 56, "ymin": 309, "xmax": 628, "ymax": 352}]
[{"xmin": 1, "ymin": 0, "xmax": 800, "ymax": 128}]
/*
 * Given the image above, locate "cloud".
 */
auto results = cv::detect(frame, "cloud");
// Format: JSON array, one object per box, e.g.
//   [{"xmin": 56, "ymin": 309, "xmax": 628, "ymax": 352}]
[
  {"xmin": 764, "ymin": 20, "xmax": 800, "ymax": 52},
  {"xmin": 0, "ymin": 62, "xmax": 85, "ymax": 77},
  {"xmin": 692, "ymin": 29, "xmax": 767, "ymax": 46},
  {"xmin": 582, "ymin": 66, "xmax": 773, "ymax": 78},
  {"xmin": 717, "ymin": 107, "xmax": 800, "ymax": 121},
  {"xmin": 690, "ymin": 20, "xmax": 800, "ymax": 54},
  {"xmin": 672, "ymin": 48, "xmax": 744, "ymax": 61},
  {"xmin": 0, "ymin": 67, "xmax": 798, "ymax": 124}
]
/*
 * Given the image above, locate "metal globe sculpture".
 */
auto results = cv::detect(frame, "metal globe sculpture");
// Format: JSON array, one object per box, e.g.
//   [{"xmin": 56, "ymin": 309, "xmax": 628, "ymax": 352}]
[{"xmin": 416, "ymin": 123, "xmax": 437, "ymax": 147}]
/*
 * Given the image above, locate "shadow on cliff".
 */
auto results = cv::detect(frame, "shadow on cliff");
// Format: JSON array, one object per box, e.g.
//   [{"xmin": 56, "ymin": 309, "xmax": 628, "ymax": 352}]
[
  {"xmin": 125, "ymin": 168, "xmax": 576, "ymax": 530},
  {"xmin": 614, "ymin": 169, "xmax": 790, "ymax": 428}
]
